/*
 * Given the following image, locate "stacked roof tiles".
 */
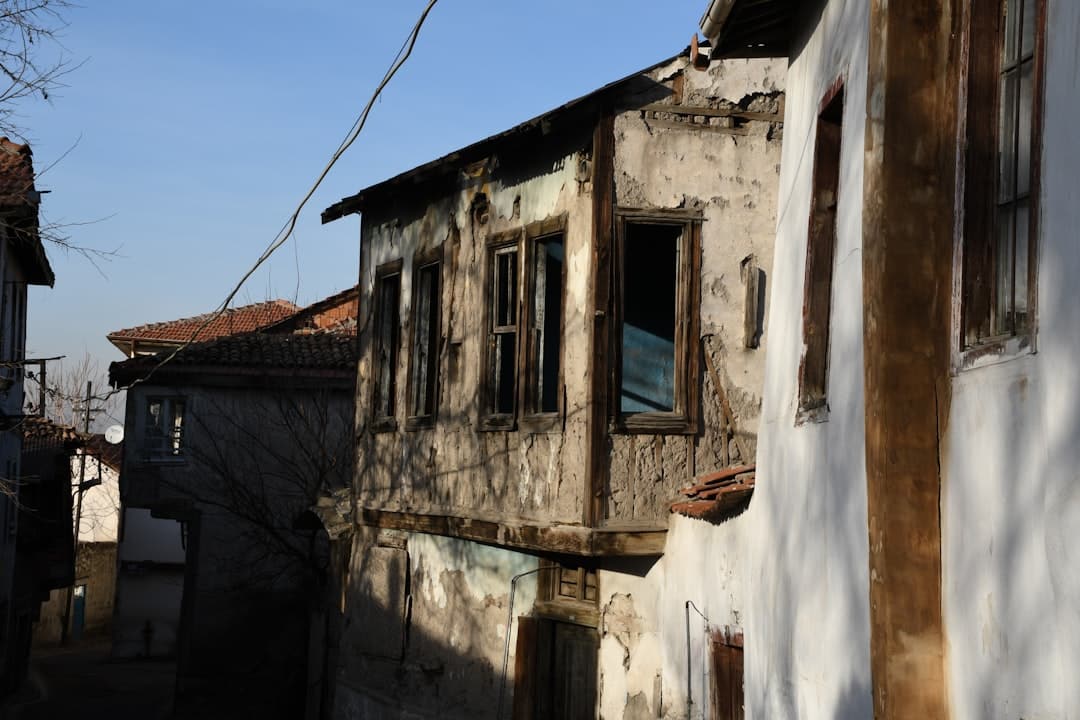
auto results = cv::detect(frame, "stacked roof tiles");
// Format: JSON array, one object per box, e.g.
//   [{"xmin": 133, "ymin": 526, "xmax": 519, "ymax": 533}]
[{"xmin": 670, "ymin": 464, "xmax": 755, "ymax": 523}]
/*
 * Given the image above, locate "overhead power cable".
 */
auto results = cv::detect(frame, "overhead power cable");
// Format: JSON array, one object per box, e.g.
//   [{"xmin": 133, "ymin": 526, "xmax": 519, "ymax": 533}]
[{"xmin": 101, "ymin": 0, "xmax": 442, "ymax": 400}]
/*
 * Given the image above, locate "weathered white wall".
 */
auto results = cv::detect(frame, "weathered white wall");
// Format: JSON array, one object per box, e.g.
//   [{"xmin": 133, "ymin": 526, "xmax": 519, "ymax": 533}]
[
  {"xmin": 75, "ymin": 453, "xmax": 120, "ymax": 543},
  {"xmin": 596, "ymin": 514, "xmax": 745, "ymax": 720},
  {"xmin": 744, "ymin": 2, "xmax": 873, "ymax": 718},
  {"xmin": 113, "ymin": 506, "xmax": 186, "ymax": 658},
  {"xmin": 942, "ymin": 2, "xmax": 1080, "ymax": 717},
  {"xmin": 118, "ymin": 506, "xmax": 185, "ymax": 564},
  {"xmin": 335, "ymin": 531, "xmax": 538, "ymax": 719}
]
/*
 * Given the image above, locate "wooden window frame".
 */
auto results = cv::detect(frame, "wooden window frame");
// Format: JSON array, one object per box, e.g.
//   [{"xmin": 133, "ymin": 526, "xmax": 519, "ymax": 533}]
[
  {"xmin": 480, "ymin": 230, "xmax": 523, "ymax": 432},
  {"xmin": 519, "ymin": 215, "xmax": 568, "ymax": 434},
  {"xmin": 370, "ymin": 259, "xmax": 403, "ymax": 433},
  {"xmin": 405, "ymin": 247, "xmax": 443, "ymax": 431},
  {"xmin": 534, "ymin": 559, "xmax": 599, "ymax": 628},
  {"xmin": 955, "ymin": 0, "xmax": 1046, "ymax": 369},
  {"xmin": 797, "ymin": 80, "xmax": 844, "ymax": 422},
  {"xmin": 141, "ymin": 394, "xmax": 187, "ymax": 463},
  {"xmin": 611, "ymin": 208, "xmax": 701, "ymax": 436}
]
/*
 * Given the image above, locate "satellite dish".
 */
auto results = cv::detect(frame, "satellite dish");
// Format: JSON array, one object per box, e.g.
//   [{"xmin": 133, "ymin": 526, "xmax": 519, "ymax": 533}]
[{"xmin": 104, "ymin": 425, "xmax": 124, "ymax": 444}]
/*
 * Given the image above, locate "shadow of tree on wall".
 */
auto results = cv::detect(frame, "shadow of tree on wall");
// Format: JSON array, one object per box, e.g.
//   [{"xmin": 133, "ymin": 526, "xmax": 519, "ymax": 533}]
[{"xmin": 148, "ymin": 386, "xmax": 354, "ymax": 720}]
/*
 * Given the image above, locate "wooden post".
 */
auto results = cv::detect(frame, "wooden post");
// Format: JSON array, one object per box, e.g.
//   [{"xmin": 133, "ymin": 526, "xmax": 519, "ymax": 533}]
[{"xmin": 863, "ymin": 2, "xmax": 958, "ymax": 717}]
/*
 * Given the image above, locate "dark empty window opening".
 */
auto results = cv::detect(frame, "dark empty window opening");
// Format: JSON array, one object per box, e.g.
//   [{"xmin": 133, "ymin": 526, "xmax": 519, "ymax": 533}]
[
  {"xmin": 407, "ymin": 257, "xmax": 441, "ymax": 427},
  {"xmin": 621, "ymin": 223, "xmax": 680, "ymax": 414},
  {"xmin": 799, "ymin": 84, "xmax": 843, "ymax": 415},
  {"xmin": 526, "ymin": 231, "xmax": 564, "ymax": 416},
  {"xmin": 372, "ymin": 263, "xmax": 402, "ymax": 429},
  {"xmin": 484, "ymin": 241, "xmax": 519, "ymax": 427},
  {"xmin": 614, "ymin": 211, "xmax": 700, "ymax": 435}
]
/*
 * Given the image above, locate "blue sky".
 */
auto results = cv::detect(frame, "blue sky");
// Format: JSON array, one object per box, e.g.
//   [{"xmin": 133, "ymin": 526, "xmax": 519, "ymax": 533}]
[{"xmin": 25, "ymin": 0, "xmax": 706, "ymax": 372}]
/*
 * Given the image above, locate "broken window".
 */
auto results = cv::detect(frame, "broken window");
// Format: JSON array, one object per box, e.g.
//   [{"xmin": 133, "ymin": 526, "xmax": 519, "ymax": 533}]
[
  {"xmin": 144, "ymin": 396, "xmax": 185, "ymax": 459},
  {"xmin": 961, "ymin": 0, "xmax": 1044, "ymax": 352},
  {"xmin": 406, "ymin": 252, "xmax": 441, "ymax": 429},
  {"xmin": 522, "ymin": 217, "xmax": 566, "ymax": 426},
  {"xmin": 482, "ymin": 236, "xmax": 520, "ymax": 429},
  {"xmin": 371, "ymin": 261, "xmax": 402, "ymax": 430},
  {"xmin": 798, "ymin": 84, "xmax": 843, "ymax": 415},
  {"xmin": 710, "ymin": 629, "xmax": 744, "ymax": 720},
  {"xmin": 615, "ymin": 212, "xmax": 700, "ymax": 434}
]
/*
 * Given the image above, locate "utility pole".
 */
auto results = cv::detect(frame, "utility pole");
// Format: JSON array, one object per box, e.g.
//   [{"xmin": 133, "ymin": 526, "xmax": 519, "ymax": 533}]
[{"xmin": 61, "ymin": 380, "xmax": 92, "ymax": 646}]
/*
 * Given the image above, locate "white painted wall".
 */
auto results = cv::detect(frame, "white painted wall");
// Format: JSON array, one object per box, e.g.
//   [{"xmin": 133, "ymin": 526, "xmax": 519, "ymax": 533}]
[
  {"xmin": 942, "ymin": 2, "xmax": 1080, "ymax": 718},
  {"xmin": 118, "ymin": 507, "xmax": 185, "ymax": 564},
  {"xmin": 335, "ymin": 532, "xmax": 539, "ymax": 719},
  {"xmin": 597, "ymin": 514, "xmax": 744, "ymax": 720},
  {"xmin": 74, "ymin": 452, "xmax": 120, "ymax": 543},
  {"xmin": 743, "ymin": 2, "xmax": 873, "ymax": 718},
  {"xmin": 113, "ymin": 505, "xmax": 185, "ymax": 658}
]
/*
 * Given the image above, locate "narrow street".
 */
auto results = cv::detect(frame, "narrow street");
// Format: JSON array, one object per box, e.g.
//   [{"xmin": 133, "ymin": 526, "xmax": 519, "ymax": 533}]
[{"xmin": 2, "ymin": 639, "xmax": 174, "ymax": 720}]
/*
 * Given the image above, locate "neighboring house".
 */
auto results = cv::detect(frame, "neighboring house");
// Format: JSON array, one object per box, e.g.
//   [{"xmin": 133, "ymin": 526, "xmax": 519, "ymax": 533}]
[
  {"xmin": 34, "ymin": 435, "xmax": 122, "ymax": 645},
  {"xmin": 106, "ymin": 298, "xmax": 299, "ymax": 358},
  {"xmin": 109, "ymin": 290, "xmax": 357, "ymax": 719},
  {"xmin": 692, "ymin": 1, "xmax": 1080, "ymax": 719},
  {"xmin": 321, "ymin": 50, "xmax": 783, "ymax": 718},
  {"xmin": 0, "ymin": 138, "xmax": 57, "ymax": 699},
  {"xmin": 107, "ymin": 292, "xmax": 355, "ymax": 665}
]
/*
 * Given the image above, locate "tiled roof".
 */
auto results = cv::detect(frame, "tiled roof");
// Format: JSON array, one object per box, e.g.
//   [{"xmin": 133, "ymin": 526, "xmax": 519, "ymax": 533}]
[
  {"xmin": 22, "ymin": 418, "xmax": 84, "ymax": 454},
  {"xmin": 671, "ymin": 465, "xmax": 755, "ymax": 523},
  {"xmin": 264, "ymin": 286, "xmax": 359, "ymax": 336},
  {"xmin": 0, "ymin": 138, "xmax": 36, "ymax": 209},
  {"xmin": 84, "ymin": 434, "xmax": 123, "ymax": 471},
  {"xmin": 107, "ymin": 299, "xmax": 300, "ymax": 348},
  {"xmin": 110, "ymin": 332, "xmax": 357, "ymax": 385},
  {"xmin": 0, "ymin": 137, "xmax": 53, "ymax": 287}
]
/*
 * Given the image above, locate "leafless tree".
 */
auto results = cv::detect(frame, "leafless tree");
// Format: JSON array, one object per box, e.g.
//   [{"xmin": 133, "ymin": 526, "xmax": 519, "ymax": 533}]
[
  {"xmin": 25, "ymin": 351, "xmax": 123, "ymax": 432},
  {"xmin": 166, "ymin": 387, "xmax": 353, "ymax": 591},
  {"xmin": 152, "ymin": 386, "xmax": 353, "ymax": 719},
  {"xmin": 0, "ymin": 0, "xmax": 76, "ymax": 140}
]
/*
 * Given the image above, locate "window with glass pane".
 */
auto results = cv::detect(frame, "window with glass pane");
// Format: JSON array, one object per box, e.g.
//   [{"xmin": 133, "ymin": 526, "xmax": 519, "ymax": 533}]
[
  {"xmin": 144, "ymin": 397, "xmax": 185, "ymax": 458},
  {"xmin": 372, "ymin": 265, "xmax": 401, "ymax": 426},
  {"xmin": 615, "ymin": 213, "xmax": 699, "ymax": 434},
  {"xmin": 962, "ymin": 0, "xmax": 1043, "ymax": 348},
  {"xmin": 407, "ymin": 259, "xmax": 440, "ymax": 425},
  {"xmin": 620, "ymin": 222, "xmax": 680, "ymax": 413},
  {"xmin": 526, "ymin": 232, "xmax": 564, "ymax": 416},
  {"xmin": 487, "ymin": 243, "xmax": 519, "ymax": 421}
]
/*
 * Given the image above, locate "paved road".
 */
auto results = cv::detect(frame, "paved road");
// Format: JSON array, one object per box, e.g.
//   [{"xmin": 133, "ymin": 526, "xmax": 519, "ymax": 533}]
[{"xmin": 2, "ymin": 639, "xmax": 175, "ymax": 720}]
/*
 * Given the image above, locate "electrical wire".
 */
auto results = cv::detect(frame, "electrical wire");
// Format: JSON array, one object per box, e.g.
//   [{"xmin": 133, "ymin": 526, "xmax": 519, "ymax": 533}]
[{"xmin": 48, "ymin": 0, "xmax": 442, "ymax": 405}]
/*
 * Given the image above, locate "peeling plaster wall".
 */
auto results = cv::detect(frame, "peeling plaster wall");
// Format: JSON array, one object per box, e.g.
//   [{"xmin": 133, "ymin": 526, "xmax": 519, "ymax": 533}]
[
  {"xmin": 354, "ymin": 55, "xmax": 783, "ymax": 529},
  {"xmin": 607, "ymin": 57, "xmax": 783, "ymax": 523},
  {"xmin": 356, "ymin": 134, "xmax": 593, "ymax": 525},
  {"xmin": 334, "ymin": 530, "xmax": 538, "ymax": 719},
  {"xmin": 746, "ymin": 3, "xmax": 873, "ymax": 719},
  {"xmin": 596, "ymin": 514, "xmax": 744, "ymax": 720},
  {"xmin": 942, "ymin": 3, "xmax": 1080, "ymax": 717}
]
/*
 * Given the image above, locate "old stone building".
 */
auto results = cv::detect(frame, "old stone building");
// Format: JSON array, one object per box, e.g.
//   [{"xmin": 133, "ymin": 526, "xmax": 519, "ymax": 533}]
[{"xmin": 322, "ymin": 49, "xmax": 784, "ymax": 719}]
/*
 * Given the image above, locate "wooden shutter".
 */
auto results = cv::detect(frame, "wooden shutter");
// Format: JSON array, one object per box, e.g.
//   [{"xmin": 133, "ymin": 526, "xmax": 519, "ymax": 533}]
[{"xmin": 710, "ymin": 632, "xmax": 744, "ymax": 720}]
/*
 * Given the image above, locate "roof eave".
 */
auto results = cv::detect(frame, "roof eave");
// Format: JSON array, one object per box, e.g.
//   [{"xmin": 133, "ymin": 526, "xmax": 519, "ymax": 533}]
[
  {"xmin": 700, "ymin": 0, "xmax": 799, "ymax": 60},
  {"xmin": 321, "ymin": 51, "xmax": 689, "ymax": 223}
]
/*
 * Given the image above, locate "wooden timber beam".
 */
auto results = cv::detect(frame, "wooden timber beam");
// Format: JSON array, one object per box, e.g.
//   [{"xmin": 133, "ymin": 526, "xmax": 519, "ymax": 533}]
[{"xmin": 357, "ymin": 508, "xmax": 667, "ymax": 558}]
